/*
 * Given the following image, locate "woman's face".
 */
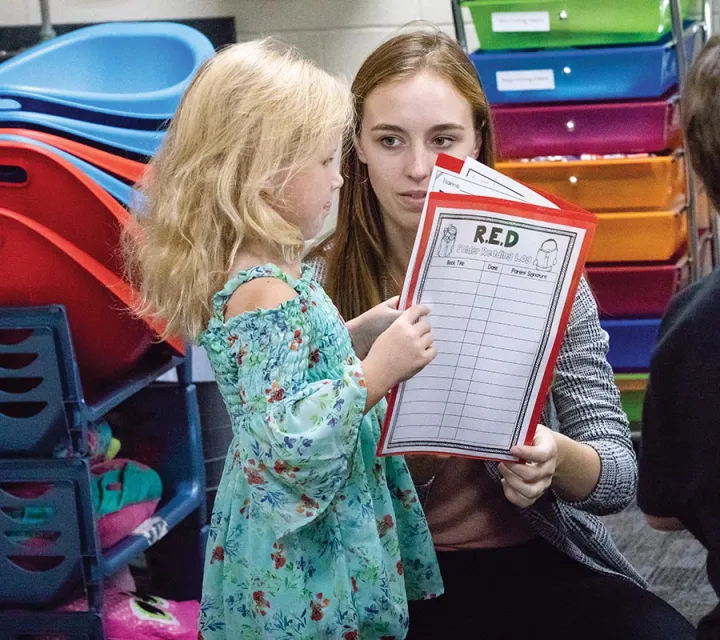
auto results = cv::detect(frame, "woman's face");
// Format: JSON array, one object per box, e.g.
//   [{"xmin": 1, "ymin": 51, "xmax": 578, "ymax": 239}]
[{"xmin": 355, "ymin": 71, "xmax": 481, "ymax": 236}]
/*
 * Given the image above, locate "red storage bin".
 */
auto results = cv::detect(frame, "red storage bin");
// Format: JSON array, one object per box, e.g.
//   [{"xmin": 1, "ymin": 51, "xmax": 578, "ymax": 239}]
[
  {"xmin": 494, "ymin": 94, "xmax": 681, "ymax": 160},
  {"xmin": 0, "ymin": 141, "xmax": 135, "ymax": 278},
  {"xmin": 0, "ymin": 208, "xmax": 181, "ymax": 393},
  {"xmin": 586, "ymin": 233, "xmax": 712, "ymax": 317}
]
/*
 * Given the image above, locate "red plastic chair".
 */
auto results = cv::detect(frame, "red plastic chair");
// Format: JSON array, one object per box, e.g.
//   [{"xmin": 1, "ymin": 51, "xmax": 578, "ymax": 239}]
[
  {"xmin": 0, "ymin": 141, "xmax": 137, "ymax": 277},
  {"xmin": 0, "ymin": 128, "xmax": 146, "ymax": 183},
  {"xmin": 0, "ymin": 208, "xmax": 183, "ymax": 393}
]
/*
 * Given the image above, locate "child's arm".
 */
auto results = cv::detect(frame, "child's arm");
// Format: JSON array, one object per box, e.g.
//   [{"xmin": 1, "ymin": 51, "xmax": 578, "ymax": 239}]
[{"xmin": 223, "ymin": 279, "xmax": 434, "ymax": 539}]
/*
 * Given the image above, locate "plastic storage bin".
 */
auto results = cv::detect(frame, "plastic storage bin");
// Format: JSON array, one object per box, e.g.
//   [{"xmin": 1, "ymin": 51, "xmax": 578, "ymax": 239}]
[
  {"xmin": 601, "ymin": 318, "xmax": 661, "ymax": 371},
  {"xmin": 0, "ymin": 305, "xmax": 184, "ymax": 457},
  {"xmin": 590, "ymin": 209, "xmax": 686, "ymax": 263},
  {"xmin": 461, "ymin": 0, "xmax": 703, "ymax": 50},
  {"xmin": 0, "ymin": 308, "xmax": 81, "ymax": 457},
  {"xmin": 587, "ymin": 256, "xmax": 689, "ymax": 317},
  {"xmin": 0, "ymin": 612, "xmax": 103, "ymax": 640},
  {"xmin": 493, "ymin": 93, "xmax": 681, "ymax": 159},
  {"xmin": 615, "ymin": 373, "xmax": 649, "ymax": 423},
  {"xmin": 470, "ymin": 24, "xmax": 703, "ymax": 105},
  {"xmin": 0, "ymin": 459, "xmax": 100, "ymax": 608},
  {"xmin": 586, "ymin": 232, "xmax": 711, "ymax": 317},
  {"xmin": 498, "ymin": 154, "xmax": 686, "ymax": 212},
  {"xmin": 0, "ymin": 305, "xmax": 202, "ymax": 638},
  {"xmin": 97, "ymin": 383, "xmax": 205, "ymax": 578}
]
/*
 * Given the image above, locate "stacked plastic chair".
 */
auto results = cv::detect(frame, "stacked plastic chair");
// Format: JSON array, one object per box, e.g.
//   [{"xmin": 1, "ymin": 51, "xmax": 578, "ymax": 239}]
[
  {"xmin": 0, "ymin": 22, "xmax": 213, "ymax": 640},
  {"xmin": 458, "ymin": 0, "xmax": 711, "ymax": 436}
]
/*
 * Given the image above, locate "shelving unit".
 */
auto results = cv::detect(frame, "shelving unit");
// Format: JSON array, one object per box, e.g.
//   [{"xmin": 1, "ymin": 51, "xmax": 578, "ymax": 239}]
[
  {"xmin": 0, "ymin": 305, "xmax": 206, "ymax": 639},
  {"xmin": 451, "ymin": 0, "xmax": 714, "ymax": 437},
  {"xmin": 451, "ymin": 0, "xmax": 714, "ymax": 280}
]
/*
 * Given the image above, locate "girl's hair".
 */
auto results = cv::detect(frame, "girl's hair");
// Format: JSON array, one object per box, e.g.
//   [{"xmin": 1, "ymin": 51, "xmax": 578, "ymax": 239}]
[
  {"xmin": 124, "ymin": 39, "xmax": 352, "ymax": 339},
  {"xmin": 311, "ymin": 28, "xmax": 496, "ymax": 320}
]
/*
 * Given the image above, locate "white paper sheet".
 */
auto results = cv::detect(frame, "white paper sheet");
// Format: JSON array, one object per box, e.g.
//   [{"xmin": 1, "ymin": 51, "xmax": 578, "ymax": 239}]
[{"xmin": 383, "ymin": 159, "xmax": 590, "ymax": 461}]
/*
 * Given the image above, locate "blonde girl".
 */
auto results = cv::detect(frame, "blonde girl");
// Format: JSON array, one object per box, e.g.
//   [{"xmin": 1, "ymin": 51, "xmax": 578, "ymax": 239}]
[{"xmin": 125, "ymin": 40, "xmax": 443, "ymax": 640}]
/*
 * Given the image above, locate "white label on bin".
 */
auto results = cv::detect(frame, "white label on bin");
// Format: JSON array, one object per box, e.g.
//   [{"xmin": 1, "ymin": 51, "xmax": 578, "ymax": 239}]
[
  {"xmin": 133, "ymin": 516, "xmax": 169, "ymax": 545},
  {"xmin": 496, "ymin": 69, "xmax": 556, "ymax": 92},
  {"xmin": 491, "ymin": 11, "xmax": 551, "ymax": 32}
]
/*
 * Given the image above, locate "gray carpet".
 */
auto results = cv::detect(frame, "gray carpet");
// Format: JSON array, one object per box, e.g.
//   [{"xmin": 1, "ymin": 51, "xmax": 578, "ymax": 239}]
[{"xmin": 602, "ymin": 502, "xmax": 716, "ymax": 626}]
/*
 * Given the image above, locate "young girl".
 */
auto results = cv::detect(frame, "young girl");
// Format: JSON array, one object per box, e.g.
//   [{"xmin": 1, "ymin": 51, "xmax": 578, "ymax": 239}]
[{"xmin": 125, "ymin": 40, "xmax": 443, "ymax": 639}]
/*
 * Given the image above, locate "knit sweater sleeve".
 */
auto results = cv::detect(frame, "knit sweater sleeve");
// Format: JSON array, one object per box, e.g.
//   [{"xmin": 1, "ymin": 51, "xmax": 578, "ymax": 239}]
[{"xmin": 548, "ymin": 277, "xmax": 637, "ymax": 515}]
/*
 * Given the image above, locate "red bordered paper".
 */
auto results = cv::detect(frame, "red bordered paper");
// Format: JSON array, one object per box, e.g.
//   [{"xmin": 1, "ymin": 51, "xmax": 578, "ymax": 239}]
[{"xmin": 377, "ymin": 154, "xmax": 596, "ymax": 462}]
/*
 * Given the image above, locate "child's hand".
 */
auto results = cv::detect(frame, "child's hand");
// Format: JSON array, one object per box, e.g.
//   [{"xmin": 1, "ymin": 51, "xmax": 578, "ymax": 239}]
[
  {"xmin": 361, "ymin": 305, "xmax": 436, "ymax": 411},
  {"xmin": 346, "ymin": 296, "xmax": 401, "ymax": 359}
]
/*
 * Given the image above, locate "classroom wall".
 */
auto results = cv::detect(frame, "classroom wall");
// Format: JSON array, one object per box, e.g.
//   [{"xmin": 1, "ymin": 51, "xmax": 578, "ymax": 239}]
[
  {"xmin": 4, "ymin": 0, "xmax": 719, "ymax": 75},
  {"xmin": 2, "ymin": 1, "xmax": 478, "ymax": 76}
]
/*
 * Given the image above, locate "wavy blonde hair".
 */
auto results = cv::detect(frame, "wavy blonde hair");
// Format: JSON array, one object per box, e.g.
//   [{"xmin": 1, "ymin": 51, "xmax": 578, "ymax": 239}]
[{"xmin": 125, "ymin": 39, "xmax": 352, "ymax": 339}]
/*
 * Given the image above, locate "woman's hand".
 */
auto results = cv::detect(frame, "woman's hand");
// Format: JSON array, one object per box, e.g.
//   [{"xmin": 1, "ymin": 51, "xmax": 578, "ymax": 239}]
[
  {"xmin": 498, "ymin": 424, "xmax": 558, "ymax": 508},
  {"xmin": 346, "ymin": 296, "xmax": 401, "ymax": 359},
  {"xmin": 499, "ymin": 424, "xmax": 602, "ymax": 507}
]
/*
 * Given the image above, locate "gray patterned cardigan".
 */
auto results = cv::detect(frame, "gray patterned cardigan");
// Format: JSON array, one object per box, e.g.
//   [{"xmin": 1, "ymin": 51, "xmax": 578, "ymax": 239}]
[{"xmin": 307, "ymin": 256, "xmax": 645, "ymax": 587}]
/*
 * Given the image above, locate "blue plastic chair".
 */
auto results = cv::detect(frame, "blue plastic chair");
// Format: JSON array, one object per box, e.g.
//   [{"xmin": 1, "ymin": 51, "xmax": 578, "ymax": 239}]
[
  {"xmin": 0, "ymin": 109, "xmax": 165, "ymax": 157},
  {"xmin": 0, "ymin": 134, "xmax": 132, "ymax": 205},
  {"xmin": 0, "ymin": 22, "xmax": 214, "ymax": 123}
]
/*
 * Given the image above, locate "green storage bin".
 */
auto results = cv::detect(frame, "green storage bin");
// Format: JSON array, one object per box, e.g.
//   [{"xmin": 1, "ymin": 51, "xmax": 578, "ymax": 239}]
[
  {"xmin": 615, "ymin": 373, "xmax": 648, "ymax": 424},
  {"xmin": 462, "ymin": 0, "xmax": 704, "ymax": 50}
]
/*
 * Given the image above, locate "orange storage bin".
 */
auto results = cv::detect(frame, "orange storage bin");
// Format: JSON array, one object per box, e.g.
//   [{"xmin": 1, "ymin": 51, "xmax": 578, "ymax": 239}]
[
  {"xmin": 589, "ymin": 209, "xmax": 686, "ymax": 263},
  {"xmin": 498, "ymin": 155, "xmax": 685, "ymax": 212}
]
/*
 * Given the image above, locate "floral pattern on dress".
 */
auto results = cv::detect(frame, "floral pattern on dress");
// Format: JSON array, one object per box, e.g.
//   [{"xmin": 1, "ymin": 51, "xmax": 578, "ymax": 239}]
[{"xmin": 197, "ymin": 264, "xmax": 442, "ymax": 639}]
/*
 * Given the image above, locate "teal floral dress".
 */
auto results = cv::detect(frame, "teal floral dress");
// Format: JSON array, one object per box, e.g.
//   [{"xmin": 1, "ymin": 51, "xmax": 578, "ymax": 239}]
[{"xmin": 197, "ymin": 264, "xmax": 443, "ymax": 640}]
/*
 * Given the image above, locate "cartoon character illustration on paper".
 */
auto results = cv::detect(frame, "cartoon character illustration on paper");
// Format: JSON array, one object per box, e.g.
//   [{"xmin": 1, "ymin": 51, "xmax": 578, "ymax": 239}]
[
  {"xmin": 438, "ymin": 224, "xmax": 457, "ymax": 257},
  {"xmin": 534, "ymin": 239, "xmax": 558, "ymax": 271}
]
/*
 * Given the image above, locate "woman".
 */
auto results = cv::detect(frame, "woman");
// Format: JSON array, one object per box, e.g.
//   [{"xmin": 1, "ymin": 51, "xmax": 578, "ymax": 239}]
[{"xmin": 309, "ymin": 29, "xmax": 695, "ymax": 639}]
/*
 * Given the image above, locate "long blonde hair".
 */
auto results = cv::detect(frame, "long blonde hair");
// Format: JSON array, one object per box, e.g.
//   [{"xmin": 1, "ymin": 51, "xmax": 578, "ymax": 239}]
[
  {"xmin": 311, "ymin": 29, "xmax": 496, "ymax": 320},
  {"xmin": 125, "ymin": 39, "xmax": 352, "ymax": 339}
]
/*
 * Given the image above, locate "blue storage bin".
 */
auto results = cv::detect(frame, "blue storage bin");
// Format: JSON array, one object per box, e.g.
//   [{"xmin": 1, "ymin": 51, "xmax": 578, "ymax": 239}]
[
  {"xmin": 601, "ymin": 318, "xmax": 661, "ymax": 372},
  {"xmin": 0, "ymin": 612, "xmax": 103, "ymax": 640},
  {"xmin": 100, "ymin": 383, "xmax": 205, "ymax": 579},
  {"xmin": 0, "ymin": 307, "xmax": 184, "ymax": 457},
  {"xmin": 0, "ymin": 307, "xmax": 82, "ymax": 457},
  {"xmin": 0, "ymin": 458, "xmax": 100, "ymax": 608},
  {"xmin": 471, "ymin": 23, "xmax": 704, "ymax": 105},
  {"xmin": 0, "ymin": 22, "xmax": 214, "ymax": 123}
]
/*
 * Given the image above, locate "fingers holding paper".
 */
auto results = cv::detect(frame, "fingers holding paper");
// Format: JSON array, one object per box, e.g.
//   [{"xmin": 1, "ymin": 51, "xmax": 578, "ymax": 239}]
[
  {"xmin": 346, "ymin": 295, "xmax": 402, "ymax": 359},
  {"xmin": 499, "ymin": 424, "xmax": 558, "ymax": 508}
]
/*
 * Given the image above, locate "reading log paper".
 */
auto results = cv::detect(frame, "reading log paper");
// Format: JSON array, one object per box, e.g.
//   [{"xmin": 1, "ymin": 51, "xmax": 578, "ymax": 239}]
[{"xmin": 379, "ymin": 156, "xmax": 595, "ymax": 462}]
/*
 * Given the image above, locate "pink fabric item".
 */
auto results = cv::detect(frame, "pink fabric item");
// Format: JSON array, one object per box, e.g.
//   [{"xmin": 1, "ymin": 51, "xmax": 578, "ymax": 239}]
[
  {"xmin": 97, "ymin": 500, "xmax": 159, "ymax": 550},
  {"xmin": 42, "ymin": 586, "xmax": 199, "ymax": 639}
]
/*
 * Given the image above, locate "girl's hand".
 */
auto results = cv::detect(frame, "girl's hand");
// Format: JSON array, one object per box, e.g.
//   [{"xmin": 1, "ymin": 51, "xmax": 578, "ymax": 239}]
[
  {"xmin": 361, "ymin": 304, "xmax": 436, "ymax": 411},
  {"xmin": 498, "ymin": 425, "xmax": 558, "ymax": 508},
  {"xmin": 346, "ymin": 296, "xmax": 401, "ymax": 359}
]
